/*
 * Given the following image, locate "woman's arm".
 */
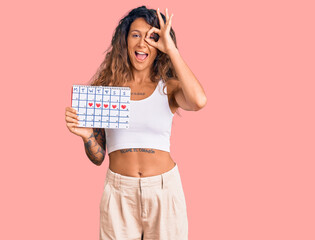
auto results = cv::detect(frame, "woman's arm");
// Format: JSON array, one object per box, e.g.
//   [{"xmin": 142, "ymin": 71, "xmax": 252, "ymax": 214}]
[
  {"xmin": 82, "ymin": 128, "xmax": 106, "ymax": 166},
  {"xmin": 168, "ymin": 49, "xmax": 207, "ymax": 111},
  {"xmin": 144, "ymin": 8, "xmax": 207, "ymax": 111}
]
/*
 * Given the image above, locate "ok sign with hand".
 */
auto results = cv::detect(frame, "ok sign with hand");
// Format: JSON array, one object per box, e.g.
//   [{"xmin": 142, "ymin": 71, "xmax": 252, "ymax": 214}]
[{"xmin": 144, "ymin": 8, "xmax": 176, "ymax": 55}]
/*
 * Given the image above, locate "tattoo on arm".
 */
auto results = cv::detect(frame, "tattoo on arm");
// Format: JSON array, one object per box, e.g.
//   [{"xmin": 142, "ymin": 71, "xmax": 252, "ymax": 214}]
[
  {"xmin": 93, "ymin": 128, "xmax": 106, "ymax": 150},
  {"xmin": 84, "ymin": 129, "xmax": 106, "ymax": 165}
]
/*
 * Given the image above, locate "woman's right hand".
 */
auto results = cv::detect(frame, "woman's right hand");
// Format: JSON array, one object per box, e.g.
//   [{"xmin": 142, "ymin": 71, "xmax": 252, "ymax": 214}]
[{"xmin": 65, "ymin": 107, "xmax": 93, "ymax": 139}]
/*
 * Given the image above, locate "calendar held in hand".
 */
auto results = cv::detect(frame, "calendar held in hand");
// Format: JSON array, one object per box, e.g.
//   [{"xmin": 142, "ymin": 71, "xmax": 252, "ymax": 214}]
[{"xmin": 71, "ymin": 85, "xmax": 131, "ymax": 129}]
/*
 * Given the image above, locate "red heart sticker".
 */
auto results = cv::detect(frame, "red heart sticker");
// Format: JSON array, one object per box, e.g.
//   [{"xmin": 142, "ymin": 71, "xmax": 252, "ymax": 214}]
[
  {"xmin": 104, "ymin": 104, "xmax": 108, "ymax": 108},
  {"xmin": 121, "ymin": 105, "xmax": 126, "ymax": 109},
  {"xmin": 88, "ymin": 103, "xmax": 93, "ymax": 107},
  {"xmin": 112, "ymin": 105, "xmax": 117, "ymax": 109},
  {"xmin": 96, "ymin": 103, "xmax": 101, "ymax": 108}
]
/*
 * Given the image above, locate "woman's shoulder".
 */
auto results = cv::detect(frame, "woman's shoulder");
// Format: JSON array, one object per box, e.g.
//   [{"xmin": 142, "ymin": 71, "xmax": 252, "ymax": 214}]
[{"xmin": 165, "ymin": 78, "xmax": 181, "ymax": 94}]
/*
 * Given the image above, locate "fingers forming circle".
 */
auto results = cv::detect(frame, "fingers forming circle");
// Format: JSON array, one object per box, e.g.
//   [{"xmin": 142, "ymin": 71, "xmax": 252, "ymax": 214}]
[{"xmin": 146, "ymin": 27, "xmax": 160, "ymax": 37}]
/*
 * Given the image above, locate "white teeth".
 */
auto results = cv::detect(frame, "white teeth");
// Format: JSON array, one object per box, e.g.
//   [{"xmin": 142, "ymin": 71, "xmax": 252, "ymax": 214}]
[{"xmin": 136, "ymin": 51, "xmax": 147, "ymax": 55}]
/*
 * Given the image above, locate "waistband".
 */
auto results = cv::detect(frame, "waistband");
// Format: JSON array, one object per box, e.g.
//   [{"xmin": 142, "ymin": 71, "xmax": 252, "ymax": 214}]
[{"xmin": 105, "ymin": 162, "xmax": 179, "ymax": 189}]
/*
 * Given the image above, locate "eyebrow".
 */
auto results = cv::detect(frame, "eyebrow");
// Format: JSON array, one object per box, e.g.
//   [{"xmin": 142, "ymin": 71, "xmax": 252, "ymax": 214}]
[{"xmin": 130, "ymin": 29, "xmax": 146, "ymax": 33}]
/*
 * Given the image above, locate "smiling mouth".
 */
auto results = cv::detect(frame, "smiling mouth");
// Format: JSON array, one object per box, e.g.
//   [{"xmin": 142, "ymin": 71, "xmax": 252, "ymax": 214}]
[{"xmin": 135, "ymin": 51, "xmax": 148, "ymax": 61}]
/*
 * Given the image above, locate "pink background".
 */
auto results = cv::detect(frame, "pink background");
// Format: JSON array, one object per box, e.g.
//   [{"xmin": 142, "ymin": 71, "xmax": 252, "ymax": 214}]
[{"xmin": 1, "ymin": 0, "xmax": 314, "ymax": 239}]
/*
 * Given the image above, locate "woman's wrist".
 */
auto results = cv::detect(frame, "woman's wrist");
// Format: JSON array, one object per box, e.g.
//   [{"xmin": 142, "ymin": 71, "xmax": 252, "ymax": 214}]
[{"xmin": 82, "ymin": 132, "xmax": 94, "ymax": 143}]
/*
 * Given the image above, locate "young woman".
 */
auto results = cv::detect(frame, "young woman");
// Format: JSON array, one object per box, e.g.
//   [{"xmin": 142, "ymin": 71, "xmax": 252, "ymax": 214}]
[{"xmin": 65, "ymin": 6, "xmax": 207, "ymax": 240}]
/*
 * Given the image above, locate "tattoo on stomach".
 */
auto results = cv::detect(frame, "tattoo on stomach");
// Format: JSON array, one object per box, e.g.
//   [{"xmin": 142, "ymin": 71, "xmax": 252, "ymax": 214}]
[{"xmin": 119, "ymin": 148, "xmax": 156, "ymax": 154}]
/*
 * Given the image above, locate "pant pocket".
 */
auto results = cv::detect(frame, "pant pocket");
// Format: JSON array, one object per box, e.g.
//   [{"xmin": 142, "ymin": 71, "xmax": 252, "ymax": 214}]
[
  {"xmin": 175, "ymin": 184, "xmax": 187, "ymax": 210},
  {"xmin": 168, "ymin": 176, "xmax": 187, "ymax": 211}
]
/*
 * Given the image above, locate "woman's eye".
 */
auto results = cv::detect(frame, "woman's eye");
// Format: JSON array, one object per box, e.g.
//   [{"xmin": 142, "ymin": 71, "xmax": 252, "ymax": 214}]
[{"xmin": 132, "ymin": 34, "xmax": 140, "ymax": 37}]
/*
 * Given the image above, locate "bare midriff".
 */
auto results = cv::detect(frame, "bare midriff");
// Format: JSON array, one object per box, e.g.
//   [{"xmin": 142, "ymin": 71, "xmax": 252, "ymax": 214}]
[
  {"xmin": 108, "ymin": 148, "xmax": 176, "ymax": 178},
  {"xmin": 106, "ymin": 80, "xmax": 177, "ymax": 178}
]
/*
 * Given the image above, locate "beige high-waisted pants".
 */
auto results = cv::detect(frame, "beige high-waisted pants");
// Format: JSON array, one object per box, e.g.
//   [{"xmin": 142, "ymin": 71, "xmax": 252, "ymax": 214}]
[{"xmin": 99, "ymin": 162, "xmax": 188, "ymax": 240}]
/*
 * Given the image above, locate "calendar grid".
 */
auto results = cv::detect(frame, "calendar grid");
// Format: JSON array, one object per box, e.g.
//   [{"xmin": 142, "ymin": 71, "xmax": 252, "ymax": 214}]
[
  {"xmin": 92, "ymin": 88, "xmax": 96, "ymax": 127},
  {"xmin": 101, "ymin": 90, "xmax": 105, "ymax": 127},
  {"xmin": 118, "ymin": 89, "xmax": 121, "ymax": 128},
  {"xmin": 71, "ymin": 85, "xmax": 131, "ymax": 129},
  {"xmin": 78, "ymin": 86, "xmax": 81, "ymax": 126}
]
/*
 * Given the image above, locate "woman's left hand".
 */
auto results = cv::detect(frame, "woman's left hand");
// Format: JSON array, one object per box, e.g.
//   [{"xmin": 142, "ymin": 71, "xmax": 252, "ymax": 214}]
[{"xmin": 144, "ymin": 8, "xmax": 177, "ymax": 55}]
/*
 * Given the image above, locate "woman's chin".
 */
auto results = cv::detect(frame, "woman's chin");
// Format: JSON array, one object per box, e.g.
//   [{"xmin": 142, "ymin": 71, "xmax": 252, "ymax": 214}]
[{"xmin": 131, "ymin": 62, "xmax": 151, "ymax": 72}]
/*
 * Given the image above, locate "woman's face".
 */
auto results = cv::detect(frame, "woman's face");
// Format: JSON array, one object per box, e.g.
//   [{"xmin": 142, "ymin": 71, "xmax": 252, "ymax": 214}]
[{"xmin": 127, "ymin": 18, "xmax": 158, "ymax": 73}]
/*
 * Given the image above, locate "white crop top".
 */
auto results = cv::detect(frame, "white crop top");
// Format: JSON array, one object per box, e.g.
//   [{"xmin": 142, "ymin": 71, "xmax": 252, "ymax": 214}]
[{"xmin": 105, "ymin": 79, "xmax": 174, "ymax": 154}]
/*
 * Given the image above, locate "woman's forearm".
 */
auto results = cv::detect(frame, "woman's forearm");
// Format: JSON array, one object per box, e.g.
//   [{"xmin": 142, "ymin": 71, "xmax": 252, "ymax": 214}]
[{"xmin": 82, "ymin": 133, "xmax": 105, "ymax": 166}]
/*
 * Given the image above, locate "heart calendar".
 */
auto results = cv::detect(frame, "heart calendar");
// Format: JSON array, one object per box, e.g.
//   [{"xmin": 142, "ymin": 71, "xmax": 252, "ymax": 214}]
[{"xmin": 71, "ymin": 85, "xmax": 131, "ymax": 129}]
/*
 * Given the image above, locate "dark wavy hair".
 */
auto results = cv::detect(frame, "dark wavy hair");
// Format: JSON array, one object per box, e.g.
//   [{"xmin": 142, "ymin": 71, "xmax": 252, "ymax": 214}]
[{"xmin": 88, "ymin": 5, "xmax": 180, "ymax": 111}]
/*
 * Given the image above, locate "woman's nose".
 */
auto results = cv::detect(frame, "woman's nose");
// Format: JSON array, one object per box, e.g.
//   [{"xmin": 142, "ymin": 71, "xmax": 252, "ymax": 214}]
[{"xmin": 137, "ymin": 36, "xmax": 147, "ymax": 47}]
